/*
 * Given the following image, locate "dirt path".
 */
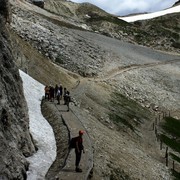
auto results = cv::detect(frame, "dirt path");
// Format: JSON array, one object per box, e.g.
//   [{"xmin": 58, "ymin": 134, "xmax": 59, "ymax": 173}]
[
  {"xmin": 56, "ymin": 103, "xmax": 93, "ymax": 180},
  {"xmin": 94, "ymin": 59, "xmax": 180, "ymax": 81},
  {"xmin": 42, "ymin": 100, "xmax": 93, "ymax": 180}
]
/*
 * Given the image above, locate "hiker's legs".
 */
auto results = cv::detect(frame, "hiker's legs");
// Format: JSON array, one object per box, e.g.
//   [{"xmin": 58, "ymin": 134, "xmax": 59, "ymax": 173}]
[
  {"xmin": 64, "ymin": 97, "xmax": 66, "ymax": 105},
  {"xmin": 75, "ymin": 150, "xmax": 82, "ymax": 168},
  {"xmin": 57, "ymin": 96, "xmax": 60, "ymax": 104},
  {"xmin": 67, "ymin": 102, "xmax": 69, "ymax": 111},
  {"xmin": 51, "ymin": 93, "xmax": 54, "ymax": 102}
]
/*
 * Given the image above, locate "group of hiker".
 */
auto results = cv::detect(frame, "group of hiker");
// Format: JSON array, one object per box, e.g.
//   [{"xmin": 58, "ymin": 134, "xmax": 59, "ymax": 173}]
[
  {"xmin": 44, "ymin": 84, "xmax": 85, "ymax": 172},
  {"xmin": 44, "ymin": 84, "xmax": 71, "ymax": 111}
]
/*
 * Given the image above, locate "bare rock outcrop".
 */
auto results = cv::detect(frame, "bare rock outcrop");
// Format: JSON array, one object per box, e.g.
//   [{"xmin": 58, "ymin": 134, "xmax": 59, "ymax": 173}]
[{"xmin": 0, "ymin": 1, "xmax": 35, "ymax": 179}]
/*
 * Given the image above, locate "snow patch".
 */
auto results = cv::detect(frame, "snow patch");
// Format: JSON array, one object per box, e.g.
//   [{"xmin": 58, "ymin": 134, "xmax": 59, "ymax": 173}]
[
  {"xmin": 19, "ymin": 70, "xmax": 56, "ymax": 179},
  {"xmin": 119, "ymin": 5, "xmax": 180, "ymax": 22}
]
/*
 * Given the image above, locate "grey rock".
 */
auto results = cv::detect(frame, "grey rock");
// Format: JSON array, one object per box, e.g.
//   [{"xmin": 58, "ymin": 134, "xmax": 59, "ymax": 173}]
[{"xmin": 0, "ymin": 9, "xmax": 35, "ymax": 179}]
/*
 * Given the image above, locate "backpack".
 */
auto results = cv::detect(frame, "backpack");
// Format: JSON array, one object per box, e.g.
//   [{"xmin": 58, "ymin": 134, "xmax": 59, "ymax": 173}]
[
  {"xmin": 69, "ymin": 137, "xmax": 78, "ymax": 149},
  {"xmin": 66, "ymin": 95, "xmax": 71, "ymax": 102},
  {"xmin": 57, "ymin": 89, "xmax": 61, "ymax": 96}
]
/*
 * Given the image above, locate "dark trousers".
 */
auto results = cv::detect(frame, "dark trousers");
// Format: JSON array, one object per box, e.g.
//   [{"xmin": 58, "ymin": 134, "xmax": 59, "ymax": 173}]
[
  {"xmin": 45, "ymin": 93, "xmax": 49, "ymax": 100},
  {"xmin": 57, "ymin": 95, "xmax": 60, "ymax": 104},
  {"xmin": 66, "ymin": 102, "xmax": 69, "ymax": 111},
  {"xmin": 75, "ymin": 150, "xmax": 82, "ymax": 167}
]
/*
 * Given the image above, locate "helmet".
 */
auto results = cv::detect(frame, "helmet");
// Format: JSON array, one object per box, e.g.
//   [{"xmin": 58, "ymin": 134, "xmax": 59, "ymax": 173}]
[{"xmin": 79, "ymin": 130, "xmax": 84, "ymax": 135}]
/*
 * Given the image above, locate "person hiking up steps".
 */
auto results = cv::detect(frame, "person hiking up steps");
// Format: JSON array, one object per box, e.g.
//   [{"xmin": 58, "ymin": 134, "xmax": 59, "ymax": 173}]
[
  {"xmin": 59, "ymin": 84, "xmax": 63, "ymax": 100},
  {"xmin": 54, "ymin": 84, "xmax": 59, "ymax": 99},
  {"xmin": 50, "ymin": 85, "xmax": 55, "ymax": 102},
  {"xmin": 63, "ymin": 87, "xmax": 67, "ymax": 105},
  {"xmin": 44, "ymin": 85, "xmax": 50, "ymax": 100},
  {"xmin": 75, "ymin": 130, "xmax": 85, "ymax": 172},
  {"xmin": 64, "ymin": 91, "xmax": 71, "ymax": 111},
  {"xmin": 56, "ymin": 88, "xmax": 61, "ymax": 105}
]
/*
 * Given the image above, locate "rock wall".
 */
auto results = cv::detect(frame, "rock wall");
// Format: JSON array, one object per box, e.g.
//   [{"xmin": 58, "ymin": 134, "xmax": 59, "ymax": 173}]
[{"xmin": 0, "ymin": 1, "xmax": 35, "ymax": 179}]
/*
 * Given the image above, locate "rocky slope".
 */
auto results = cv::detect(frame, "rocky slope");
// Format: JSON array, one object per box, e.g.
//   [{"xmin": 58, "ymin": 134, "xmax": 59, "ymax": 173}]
[
  {"xmin": 43, "ymin": 0, "xmax": 180, "ymax": 54},
  {"xmin": 9, "ymin": 0, "xmax": 180, "ymax": 110},
  {"xmin": 0, "ymin": 1, "xmax": 35, "ymax": 179},
  {"xmin": 132, "ymin": 12, "xmax": 180, "ymax": 52}
]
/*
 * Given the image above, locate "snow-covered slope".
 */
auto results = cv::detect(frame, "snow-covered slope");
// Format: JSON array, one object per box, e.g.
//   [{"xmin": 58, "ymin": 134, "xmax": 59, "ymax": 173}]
[
  {"xmin": 119, "ymin": 5, "xmax": 180, "ymax": 22},
  {"xmin": 19, "ymin": 70, "xmax": 56, "ymax": 179}
]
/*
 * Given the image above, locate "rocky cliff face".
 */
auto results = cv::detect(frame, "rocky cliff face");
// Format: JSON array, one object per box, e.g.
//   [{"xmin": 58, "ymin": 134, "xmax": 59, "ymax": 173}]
[{"xmin": 0, "ymin": 1, "xmax": 35, "ymax": 179}]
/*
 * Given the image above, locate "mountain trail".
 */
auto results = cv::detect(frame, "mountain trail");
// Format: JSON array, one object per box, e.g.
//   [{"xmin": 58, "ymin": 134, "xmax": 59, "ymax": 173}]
[
  {"xmin": 95, "ymin": 58, "xmax": 180, "ymax": 81},
  {"xmin": 42, "ymin": 100, "xmax": 93, "ymax": 180}
]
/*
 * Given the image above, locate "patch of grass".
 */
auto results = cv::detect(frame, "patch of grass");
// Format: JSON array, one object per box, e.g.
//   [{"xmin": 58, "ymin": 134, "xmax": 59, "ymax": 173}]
[
  {"xmin": 172, "ymin": 170, "xmax": 180, "ymax": 180},
  {"xmin": 160, "ymin": 117, "xmax": 180, "ymax": 179},
  {"xmin": 160, "ymin": 134, "xmax": 180, "ymax": 152},
  {"xmin": 169, "ymin": 153, "xmax": 180, "ymax": 164},
  {"xmin": 107, "ymin": 164, "xmax": 132, "ymax": 180},
  {"xmin": 109, "ymin": 113, "xmax": 135, "ymax": 131},
  {"xmin": 108, "ymin": 92, "xmax": 153, "ymax": 132},
  {"xmin": 110, "ymin": 168, "xmax": 132, "ymax": 180},
  {"xmin": 86, "ymin": 13, "xmax": 130, "ymax": 27},
  {"xmin": 162, "ymin": 117, "xmax": 180, "ymax": 137}
]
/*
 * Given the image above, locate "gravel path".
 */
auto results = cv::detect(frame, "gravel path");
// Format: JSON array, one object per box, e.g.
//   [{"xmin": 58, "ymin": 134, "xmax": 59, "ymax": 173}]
[
  {"xmin": 42, "ymin": 100, "xmax": 93, "ymax": 180},
  {"xmin": 41, "ymin": 100, "xmax": 69, "ymax": 179}
]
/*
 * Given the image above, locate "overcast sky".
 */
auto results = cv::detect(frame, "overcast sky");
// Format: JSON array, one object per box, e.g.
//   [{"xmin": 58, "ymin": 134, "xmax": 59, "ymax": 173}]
[{"xmin": 70, "ymin": 0, "xmax": 178, "ymax": 16}]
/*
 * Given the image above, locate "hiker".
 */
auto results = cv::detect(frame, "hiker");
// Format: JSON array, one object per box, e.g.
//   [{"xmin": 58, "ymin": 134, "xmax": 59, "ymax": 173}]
[
  {"xmin": 44, "ymin": 85, "xmax": 50, "ymax": 100},
  {"xmin": 59, "ymin": 84, "xmax": 63, "ymax": 99},
  {"xmin": 56, "ymin": 88, "xmax": 61, "ymax": 105},
  {"xmin": 75, "ymin": 130, "xmax": 85, "ymax": 172},
  {"xmin": 49, "ymin": 85, "xmax": 55, "ymax": 102},
  {"xmin": 63, "ymin": 87, "xmax": 67, "ymax": 105},
  {"xmin": 64, "ymin": 91, "xmax": 71, "ymax": 111},
  {"xmin": 54, "ymin": 84, "xmax": 59, "ymax": 98}
]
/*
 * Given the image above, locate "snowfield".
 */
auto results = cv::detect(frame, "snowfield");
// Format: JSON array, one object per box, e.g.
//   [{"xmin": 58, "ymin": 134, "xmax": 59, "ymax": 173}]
[
  {"xmin": 19, "ymin": 70, "xmax": 56, "ymax": 180},
  {"xmin": 119, "ymin": 4, "xmax": 180, "ymax": 22}
]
